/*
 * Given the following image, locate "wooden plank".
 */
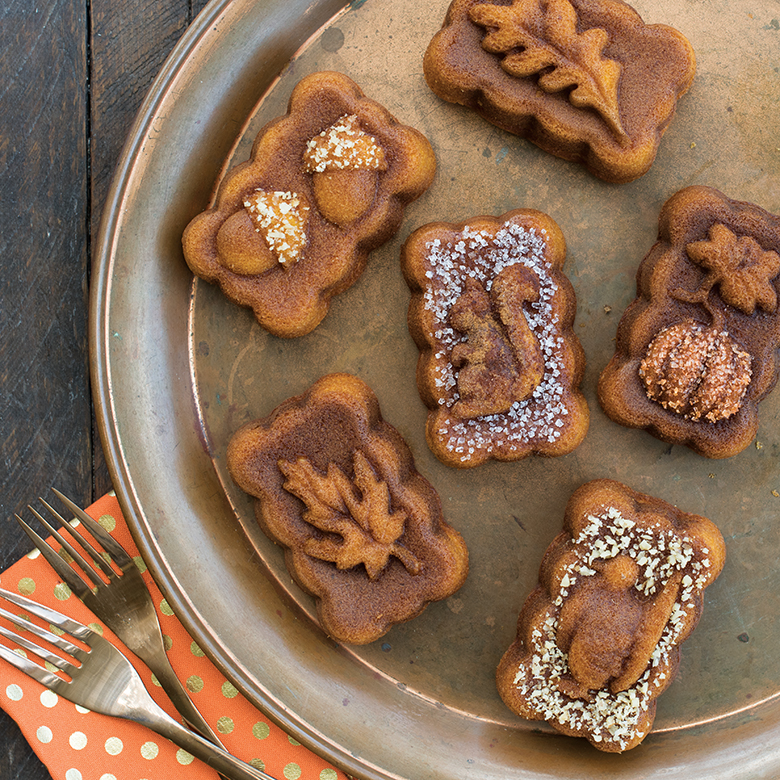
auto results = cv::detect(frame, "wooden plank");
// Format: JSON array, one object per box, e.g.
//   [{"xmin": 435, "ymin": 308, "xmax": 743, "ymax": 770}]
[
  {"xmin": 0, "ymin": 0, "xmax": 89, "ymax": 775},
  {"xmin": 0, "ymin": 2, "xmax": 203, "ymax": 777}
]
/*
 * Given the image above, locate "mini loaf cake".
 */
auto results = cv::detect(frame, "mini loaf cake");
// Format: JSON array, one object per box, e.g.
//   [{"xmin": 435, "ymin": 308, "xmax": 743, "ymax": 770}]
[
  {"xmin": 496, "ymin": 478, "xmax": 725, "ymax": 752},
  {"xmin": 402, "ymin": 209, "xmax": 589, "ymax": 468},
  {"xmin": 183, "ymin": 71, "xmax": 436, "ymax": 338},
  {"xmin": 423, "ymin": 0, "xmax": 696, "ymax": 183},
  {"xmin": 598, "ymin": 185, "xmax": 780, "ymax": 458},
  {"xmin": 226, "ymin": 373, "xmax": 469, "ymax": 644}
]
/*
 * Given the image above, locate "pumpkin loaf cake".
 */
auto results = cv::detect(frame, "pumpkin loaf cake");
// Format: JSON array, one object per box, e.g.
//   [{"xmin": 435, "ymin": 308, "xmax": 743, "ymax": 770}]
[
  {"xmin": 598, "ymin": 185, "xmax": 780, "ymax": 458},
  {"xmin": 183, "ymin": 71, "xmax": 436, "ymax": 338},
  {"xmin": 496, "ymin": 478, "xmax": 725, "ymax": 752},
  {"xmin": 402, "ymin": 208, "xmax": 589, "ymax": 468},
  {"xmin": 423, "ymin": 0, "xmax": 696, "ymax": 183},
  {"xmin": 226, "ymin": 373, "xmax": 469, "ymax": 645}
]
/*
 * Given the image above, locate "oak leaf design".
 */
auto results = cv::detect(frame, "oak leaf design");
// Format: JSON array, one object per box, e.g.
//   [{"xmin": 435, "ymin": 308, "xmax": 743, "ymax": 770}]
[
  {"xmin": 279, "ymin": 451, "xmax": 422, "ymax": 580},
  {"xmin": 469, "ymin": 0, "xmax": 627, "ymax": 142},
  {"xmin": 685, "ymin": 223, "xmax": 780, "ymax": 315}
]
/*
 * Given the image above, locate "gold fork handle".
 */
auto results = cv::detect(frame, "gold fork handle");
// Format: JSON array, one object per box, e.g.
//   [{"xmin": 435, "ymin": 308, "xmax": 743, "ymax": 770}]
[
  {"xmin": 137, "ymin": 697, "xmax": 277, "ymax": 780},
  {"xmin": 142, "ymin": 639, "xmax": 227, "ymax": 746}
]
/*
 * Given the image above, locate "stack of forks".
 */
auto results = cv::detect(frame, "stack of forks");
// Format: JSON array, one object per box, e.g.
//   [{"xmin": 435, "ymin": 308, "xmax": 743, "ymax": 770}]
[{"xmin": 0, "ymin": 490, "xmax": 277, "ymax": 780}]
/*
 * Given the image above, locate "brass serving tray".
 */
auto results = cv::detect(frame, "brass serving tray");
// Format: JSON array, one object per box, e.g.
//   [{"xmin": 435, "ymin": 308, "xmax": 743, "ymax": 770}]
[{"xmin": 91, "ymin": 0, "xmax": 780, "ymax": 777}]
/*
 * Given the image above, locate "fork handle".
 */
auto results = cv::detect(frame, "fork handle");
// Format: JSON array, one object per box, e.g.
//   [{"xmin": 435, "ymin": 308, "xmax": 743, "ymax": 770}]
[
  {"xmin": 136, "ymin": 697, "xmax": 278, "ymax": 780},
  {"xmin": 143, "ymin": 641, "xmax": 228, "ymax": 746}
]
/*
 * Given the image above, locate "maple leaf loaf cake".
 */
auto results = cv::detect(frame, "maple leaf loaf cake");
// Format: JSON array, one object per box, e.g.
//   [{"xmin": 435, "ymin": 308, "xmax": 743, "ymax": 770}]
[
  {"xmin": 423, "ymin": 0, "xmax": 696, "ymax": 183},
  {"xmin": 401, "ymin": 208, "xmax": 589, "ymax": 468},
  {"xmin": 496, "ymin": 478, "xmax": 725, "ymax": 752},
  {"xmin": 182, "ymin": 71, "xmax": 436, "ymax": 338},
  {"xmin": 226, "ymin": 373, "xmax": 469, "ymax": 645},
  {"xmin": 598, "ymin": 185, "xmax": 780, "ymax": 458}
]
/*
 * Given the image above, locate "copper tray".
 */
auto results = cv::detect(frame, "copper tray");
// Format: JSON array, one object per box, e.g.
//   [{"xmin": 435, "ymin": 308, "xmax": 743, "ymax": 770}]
[{"xmin": 91, "ymin": 0, "xmax": 780, "ymax": 777}]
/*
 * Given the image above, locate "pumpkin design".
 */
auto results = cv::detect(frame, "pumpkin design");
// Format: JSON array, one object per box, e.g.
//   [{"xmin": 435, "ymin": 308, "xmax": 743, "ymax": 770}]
[{"xmin": 639, "ymin": 319, "xmax": 752, "ymax": 423}]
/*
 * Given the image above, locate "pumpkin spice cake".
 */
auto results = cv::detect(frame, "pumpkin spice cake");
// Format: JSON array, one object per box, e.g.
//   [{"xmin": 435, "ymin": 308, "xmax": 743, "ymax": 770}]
[
  {"xmin": 598, "ymin": 185, "xmax": 780, "ymax": 458},
  {"xmin": 402, "ymin": 208, "xmax": 589, "ymax": 468},
  {"xmin": 183, "ymin": 71, "xmax": 436, "ymax": 338},
  {"xmin": 226, "ymin": 373, "xmax": 469, "ymax": 645},
  {"xmin": 423, "ymin": 0, "xmax": 696, "ymax": 183},
  {"xmin": 496, "ymin": 478, "xmax": 725, "ymax": 752}
]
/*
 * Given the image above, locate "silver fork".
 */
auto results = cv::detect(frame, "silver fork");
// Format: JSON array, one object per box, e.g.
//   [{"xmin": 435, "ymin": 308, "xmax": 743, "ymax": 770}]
[
  {"xmin": 15, "ymin": 489, "xmax": 225, "ymax": 746},
  {"xmin": 0, "ymin": 587, "xmax": 274, "ymax": 780}
]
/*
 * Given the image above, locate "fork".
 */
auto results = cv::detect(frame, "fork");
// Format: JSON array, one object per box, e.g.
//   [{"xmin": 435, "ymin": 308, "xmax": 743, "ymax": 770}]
[
  {"xmin": 0, "ymin": 587, "xmax": 275, "ymax": 780},
  {"xmin": 15, "ymin": 489, "xmax": 227, "ymax": 747}
]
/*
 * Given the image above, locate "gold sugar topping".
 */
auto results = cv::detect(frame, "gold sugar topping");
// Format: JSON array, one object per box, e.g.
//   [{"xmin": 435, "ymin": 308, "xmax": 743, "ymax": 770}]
[
  {"xmin": 303, "ymin": 114, "xmax": 387, "ymax": 174},
  {"xmin": 243, "ymin": 190, "xmax": 310, "ymax": 268},
  {"xmin": 640, "ymin": 320, "xmax": 752, "ymax": 423}
]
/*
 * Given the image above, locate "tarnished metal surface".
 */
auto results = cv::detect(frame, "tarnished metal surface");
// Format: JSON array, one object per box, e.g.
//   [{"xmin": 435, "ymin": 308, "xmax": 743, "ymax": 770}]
[{"xmin": 91, "ymin": 0, "xmax": 780, "ymax": 777}]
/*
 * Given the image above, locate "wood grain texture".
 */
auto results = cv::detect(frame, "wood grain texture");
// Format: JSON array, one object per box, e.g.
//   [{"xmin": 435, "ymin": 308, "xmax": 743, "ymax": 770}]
[{"xmin": 0, "ymin": 1, "xmax": 208, "ymax": 778}]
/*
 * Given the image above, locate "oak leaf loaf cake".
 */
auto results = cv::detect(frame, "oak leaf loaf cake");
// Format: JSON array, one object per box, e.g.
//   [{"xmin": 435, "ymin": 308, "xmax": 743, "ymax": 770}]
[
  {"xmin": 401, "ymin": 208, "xmax": 589, "ymax": 468},
  {"xmin": 423, "ymin": 0, "xmax": 696, "ymax": 183},
  {"xmin": 226, "ymin": 373, "xmax": 469, "ymax": 645},
  {"xmin": 598, "ymin": 185, "xmax": 780, "ymax": 458},
  {"xmin": 496, "ymin": 478, "xmax": 725, "ymax": 752},
  {"xmin": 183, "ymin": 71, "xmax": 436, "ymax": 338}
]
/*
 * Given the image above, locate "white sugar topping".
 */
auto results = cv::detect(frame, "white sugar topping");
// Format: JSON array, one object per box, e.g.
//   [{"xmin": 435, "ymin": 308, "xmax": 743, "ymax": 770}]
[
  {"xmin": 513, "ymin": 507, "xmax": 712, "ymax": 750},
  {"xmin": 421, "ymin": 221, "xmax": 569, "ymax": 460}
]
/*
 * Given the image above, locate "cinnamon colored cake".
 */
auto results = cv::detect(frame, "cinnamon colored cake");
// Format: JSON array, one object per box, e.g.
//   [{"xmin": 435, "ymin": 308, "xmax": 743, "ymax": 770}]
[
  {"xmin": 226, "ymin": 373, "xmax": 469, "ymax": 645},
  {"xmin": 183, "ymin": 71, "xmax": 436, "ymax": 338},
  {"xmin": 598, "ymin": 185, "xmax": 780, "ymax": 458},
  {"xmin": 423, "ymin": 0, "xmax": 696, "ymax": 183},
  {"xmin": 401, "ymin": 208, "xmax": 589, "ymax": 468},
  {"xmin": 496, "ymin": 478, "xmax": 725, "ymax": 752}
]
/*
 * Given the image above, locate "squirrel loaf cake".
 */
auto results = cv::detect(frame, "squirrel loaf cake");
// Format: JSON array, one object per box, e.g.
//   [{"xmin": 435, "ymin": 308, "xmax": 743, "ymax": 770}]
[
  {"xmin": 423, "ymin": 0, "xmax": 696, "ymax": 183},
  {"xmin": 598, "ymin": 185, "xmax": 780, "ymax": 458},
  {"xmin": 496, "ymin": 478, "xmax": 725, "ymax": 752},
  {"xmin": 183, "ymin": 71, "xmax": 436, "ymax": 338},
  {"xmin": 226, "ymin": 373, "xmax": 469, "ymax": 645},
  {"xmin": 401, "ymin": 208, "xmax": 588, "ymax": 468}
]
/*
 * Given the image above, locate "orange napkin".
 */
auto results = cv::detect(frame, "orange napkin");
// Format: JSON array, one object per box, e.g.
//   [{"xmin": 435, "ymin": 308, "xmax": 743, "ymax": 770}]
[{"xmin": 0, "ymin": 492, "xmax": 350, "ymax": 780}]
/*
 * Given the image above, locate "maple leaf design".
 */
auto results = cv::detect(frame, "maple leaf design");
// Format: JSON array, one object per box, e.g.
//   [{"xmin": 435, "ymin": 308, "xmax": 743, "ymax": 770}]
[
  {"xmin": 686, "ymin": 223, "xmax": 780, "ymax": 315},
  {"xmin": 279, "ymin": 451, "xmax": 422, "ymax": 580},
  {"xmin": 469, "ymin": 0, "xmax": 627, "ymax": 142}
]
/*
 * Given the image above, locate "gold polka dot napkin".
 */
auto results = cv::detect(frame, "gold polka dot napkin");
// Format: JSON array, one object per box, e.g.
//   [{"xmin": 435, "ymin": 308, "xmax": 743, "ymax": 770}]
[{"xmin": 0, "ymin": 492, "xmax": 348, "ymax": 780}]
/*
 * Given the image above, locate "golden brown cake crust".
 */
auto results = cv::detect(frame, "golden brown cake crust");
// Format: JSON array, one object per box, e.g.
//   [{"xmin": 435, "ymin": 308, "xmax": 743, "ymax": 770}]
[
  {"xmin": 598, "ymin": 185, "xmax": 780, "ymax": 458},
  {"xmin": 226, "ymin": 373, "xmax": 469, "ymax": 645},
  {"xmin": 402, "ymin": 208, "xmax": 589, "ymax": 468},
  {"xmin": 423, "ymin": 0, "xmax": 696, "ymax": 183},
  {"xmin": 182, "ymin": 71, "xmax": 436, "ymax": 338},
  {"xmin": 496, "ymin": 478, "xmax": 725, "ymax": 752}
]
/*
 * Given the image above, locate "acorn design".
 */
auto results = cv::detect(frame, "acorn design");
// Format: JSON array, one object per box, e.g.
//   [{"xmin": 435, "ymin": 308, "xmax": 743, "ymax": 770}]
[
  {"xmin": 303, "ymin": 114, "xmax": 388, "ymax": 228},
  {"xmin": 216, "ymin": 189, "xmax": 310, "ymax": 275},
  {"xmin": 639, "ymin": 320, "xmax": 751, "ymax": 423}
]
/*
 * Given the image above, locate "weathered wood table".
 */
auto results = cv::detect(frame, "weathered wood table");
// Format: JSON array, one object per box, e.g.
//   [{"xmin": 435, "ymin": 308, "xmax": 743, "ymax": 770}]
[{"xmin": 0, "ymin": 2, "xmax": 208, "ymax": 777}]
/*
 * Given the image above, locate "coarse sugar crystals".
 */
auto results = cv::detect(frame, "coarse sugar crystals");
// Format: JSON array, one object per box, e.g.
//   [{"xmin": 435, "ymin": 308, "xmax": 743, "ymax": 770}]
[{"xmin": 422, "ymin": 221, "xmax": 569, "ymax": 460}]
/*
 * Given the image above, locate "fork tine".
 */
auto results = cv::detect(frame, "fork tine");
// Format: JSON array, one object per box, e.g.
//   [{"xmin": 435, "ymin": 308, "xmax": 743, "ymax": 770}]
[
  {"xmin": 0, "ymin": 620, "xmax": 80, "ymax": 675},
  {"xmin": 0, "ymin": 640, "xmax": 64, "ymax": 690},
  {"xmin": 0, "ymin": 603, "xmax": 85, "ymax": 664},
  {"xmin": 15, "ymin": 514, "xmax": 99, "ymax": 599},
  {"xmin": 37, "ymin": 497, "xmax": 118, "ymax": 581},
  {"xmin": 52, "ymin": 488, "xmax": 132, "ymax": 566},
  {"xmin": 0, "ymin": 587, "xmax": 94, "ymax": 644}
]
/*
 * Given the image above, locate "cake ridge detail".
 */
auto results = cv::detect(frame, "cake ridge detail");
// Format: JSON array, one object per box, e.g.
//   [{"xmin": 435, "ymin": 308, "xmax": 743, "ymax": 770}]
[
  {"xmin": 182, "ymin": 71, "xmax": 436, "ymax": 338},
  {"xmin": 402, "ymin": 209, "xmax": 589, "ymax": 468},
  {"xmin": 226, "ymin": 373, "xmax": 469, "ymax": 645},
  {"xmin": 469, "ymin": 0, "xmax": 627, "ymax": 142},
  {"xmin": 598, "ymin": 185, "xmax": 780, "ymax": 458},
  {"xmin": 496, "ymin": 478, "xmax": 726, "ymax": 752}
]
